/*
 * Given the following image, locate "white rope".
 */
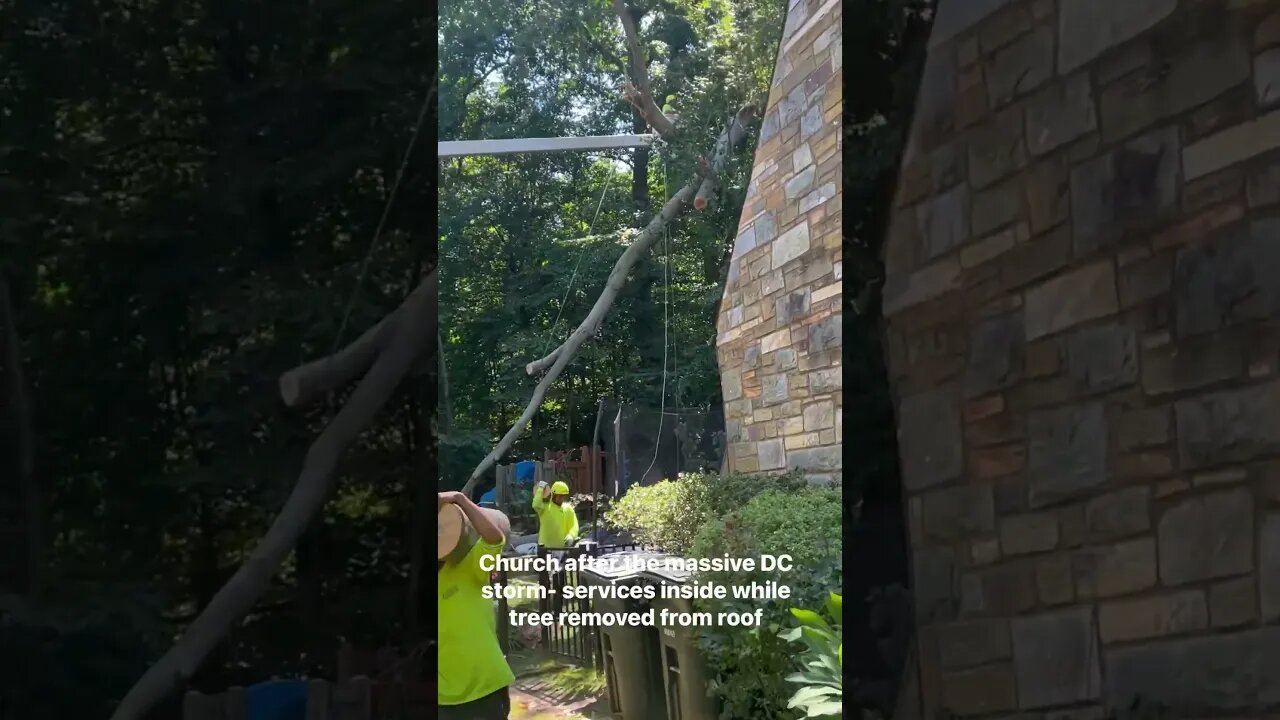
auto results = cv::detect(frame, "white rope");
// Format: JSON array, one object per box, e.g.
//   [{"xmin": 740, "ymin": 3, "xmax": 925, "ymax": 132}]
[
  {"xmin": 641, "ymin": 158, "xmax": 672, "ymax": 484},
  {"xmin": 542, "ymin": 166, "xmax": 616, "ymax": 355},
  {"xmin": 331, "ymin": 83, "xmax": 432, "ymax": 356}
]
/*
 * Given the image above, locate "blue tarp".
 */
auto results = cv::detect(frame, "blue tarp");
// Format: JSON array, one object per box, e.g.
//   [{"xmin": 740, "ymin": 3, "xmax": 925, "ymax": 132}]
[
  {"xmin": 514, "ymin": 460, "xmax": 536, "ymax": 486},
  {"xmin": 246, "ymin": 680, "xmax": 307, "ymax": 720},
  {"xmin": 479, "ymin": 488, "xmax": 497, "ymax": 505}
]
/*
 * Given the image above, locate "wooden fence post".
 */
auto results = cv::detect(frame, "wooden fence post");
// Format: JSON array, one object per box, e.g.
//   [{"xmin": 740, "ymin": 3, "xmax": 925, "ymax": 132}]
[
  {"xmin": 223, "ymin": 686, "xmax": 247, "ymax": 720},
  {"xmin": 331, "ymin": 677, "xmax": 372, "ymax": 720},
  {"xmin": 305, "ymin": 679, "xmax": 330, "ymax": 720},
  {"xmin": 181, "ymin": 691, "xmax": 221, "ymax": 720}
]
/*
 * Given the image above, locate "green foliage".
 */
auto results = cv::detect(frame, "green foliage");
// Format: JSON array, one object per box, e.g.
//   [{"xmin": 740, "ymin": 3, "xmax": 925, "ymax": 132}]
[
  {"xmin": 603, "ymin": 477, "xmax": 713, "ymax": 554},
  {"xmin": 0, "ymin": 588, "xmax": 171, "ymax": 718},
  {"xmin": 439, "ymin": 429, "xmax": 493, "ymax": 492},
  {"xmin": 439, "ymin": 0, "xmax": 783, "ymax": 458},
  {"xmin": 690, "ymin": 487, "xmax": 843, "ymax": 720},
  {"xmin": 779, "ymin": 593, "xmax": 844, "ymax": 719},
  {"xmin": 602, "ymin": 470, "xmax": 807, "ymax": 554},
  {"xmin": 702, "ymin": 487, "xmax": 843, "ymax": 568}
]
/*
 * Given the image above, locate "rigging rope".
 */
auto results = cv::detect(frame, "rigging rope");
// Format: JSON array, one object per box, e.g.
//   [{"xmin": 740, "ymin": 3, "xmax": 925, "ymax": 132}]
[
  {"xmin": 641, "ymin": 158, "xmax": 672, "ymax": 485},
  {"xmin": 330, "ymin": 82, "xmax": 433, "ymax": 357},
  {"xmin": 542, "ymin": 165, "xmax": 615, "ymax": 356}
]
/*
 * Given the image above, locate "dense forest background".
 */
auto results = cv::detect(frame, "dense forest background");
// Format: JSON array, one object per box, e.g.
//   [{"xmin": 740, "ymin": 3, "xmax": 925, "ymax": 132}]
[
  {"xmin": 437, "ymin": 0, "xmax": 786, "ymax": 487},
  {"xmin": 0, "ymin": 0, "xmax": 932, "ymax": 716}
]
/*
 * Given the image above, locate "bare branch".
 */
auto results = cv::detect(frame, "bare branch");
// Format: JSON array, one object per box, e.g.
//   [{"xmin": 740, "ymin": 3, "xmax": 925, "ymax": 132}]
[
  {"xmin": 464, "ymin": 184, "xmax": 696, "ymax": 494},
  {"xmin": 467, "ymin": 110, "xmax": 758, "ymax": 494},
  {"xmin": 111, "ymin": 272, "xmax": 435, "ymax": 720},
  {"xmin": 525, "ymin": 345, "xmax": 563, "ymax": 376},
  {"xmin": 612, "ymin": 0, "xmax": 678, "ymax": 140},
  {"xmin": 278, "ymin": 276, "xmax": 436, "ymax": 408}
]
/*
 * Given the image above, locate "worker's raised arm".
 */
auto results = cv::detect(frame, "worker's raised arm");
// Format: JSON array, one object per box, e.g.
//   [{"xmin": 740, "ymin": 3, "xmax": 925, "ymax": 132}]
[{"xmin": 531, "ymin": 481, "xmax": 548, "ymax": 514}]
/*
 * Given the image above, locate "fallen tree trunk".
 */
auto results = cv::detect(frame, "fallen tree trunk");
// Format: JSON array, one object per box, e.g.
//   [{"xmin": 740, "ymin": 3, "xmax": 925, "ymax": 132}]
[
  {"xmin": 110, "ymin": 270, "xmax": 435, "ymax": 720},
  {"xmin": 460, "ymin": 102, "xmax": 756, "ymax": 496}
]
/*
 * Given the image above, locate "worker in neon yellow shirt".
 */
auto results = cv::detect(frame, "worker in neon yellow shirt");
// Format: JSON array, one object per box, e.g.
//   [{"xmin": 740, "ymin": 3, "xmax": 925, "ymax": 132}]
[
  {"xmin": 437, "ymin": 491, "xmax": 515, "ymax": 719},
  {"xmin": 532, "ymin": 480, "xmax": 579, "ymax": 615},
  {"xmin": 531, "ymin": 480, "xmax": 579, "ymax": 548}
]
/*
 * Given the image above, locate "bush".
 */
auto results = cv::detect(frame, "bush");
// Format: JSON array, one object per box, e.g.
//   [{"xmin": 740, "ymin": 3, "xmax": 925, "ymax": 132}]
[
  {"xmin": 779, "ymin": 592, "xmax": 843, "ymax": 720},
  {"xmin": 689, "ymin": 486, "xmax": 843, "ymax": 720},
  {"xmin": 602, "ymin": 470, "xmax": 808, "ymax": 554}
]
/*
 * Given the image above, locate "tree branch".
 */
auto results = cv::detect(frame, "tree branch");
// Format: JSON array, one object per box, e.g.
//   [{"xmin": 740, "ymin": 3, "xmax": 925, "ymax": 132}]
[
  {"xmin": 612, "ymin": 0, "xmax": 678, "ymax": 140},
  {"xmin": 463, "ymin": 184, "xmax": 695, "ymax": 495},
  {"xmin": 525, "ymin": 345, "xmax": 563, "ymax": 376},
  {"xmin": 694, "ymin": 102, "xmax": 761, "ymax": 210},
  {"xmin": 278, "ymin": 275, "xmax": 436, "ymax": 408},
  {"xmin": 110, "ymin": 271, "xmax": 435, "ymax": 720},
  {"xmin": 464, "ymin": 110, "xmax": 757, "ymax": 495}
]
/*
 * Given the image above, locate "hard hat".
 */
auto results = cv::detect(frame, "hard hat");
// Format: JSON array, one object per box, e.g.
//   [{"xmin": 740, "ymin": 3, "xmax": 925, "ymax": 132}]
[{"xmin": 551, "ymin": 480, "xmax": 571, "ymax": 495}]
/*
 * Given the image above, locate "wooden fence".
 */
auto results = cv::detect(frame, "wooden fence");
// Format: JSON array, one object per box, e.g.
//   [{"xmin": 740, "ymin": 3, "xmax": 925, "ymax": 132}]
[
  {"xmin": 182, "ymin": 644, "xmax": 428, "ymax": 720},
  {"xmin": 494, "ymin": 446, "xmax": 610, "ymax": 514}
]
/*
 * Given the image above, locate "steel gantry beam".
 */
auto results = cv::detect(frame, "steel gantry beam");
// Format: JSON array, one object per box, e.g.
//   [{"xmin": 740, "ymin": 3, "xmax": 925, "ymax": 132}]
[{"xmin": 438, "ymin": 133, "xmax": 657, "ymax": 158}]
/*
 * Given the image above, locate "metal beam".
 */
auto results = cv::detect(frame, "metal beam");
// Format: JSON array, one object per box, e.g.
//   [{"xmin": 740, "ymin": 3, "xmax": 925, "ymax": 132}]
[{"xmin": 438, "ymin": 134, "xmax": 657, "ymax": 158}]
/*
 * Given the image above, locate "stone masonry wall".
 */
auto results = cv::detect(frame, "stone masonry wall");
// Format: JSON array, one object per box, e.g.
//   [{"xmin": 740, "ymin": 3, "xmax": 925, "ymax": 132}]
[
  {"xmin": 715, "ymin": 0, "xmax": 842, "ymax": 483},
  {"xmin": 884, "ymin": 0, "xmax": 1280, "ymax": 715}
]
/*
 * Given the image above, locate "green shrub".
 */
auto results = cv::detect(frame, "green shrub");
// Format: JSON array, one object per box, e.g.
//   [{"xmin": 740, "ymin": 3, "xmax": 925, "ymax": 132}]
[
  {"xmin": 602, "ymin": 470, "xmax": 808, "ymax": 554},
  {"xmin": 689, "ymin": 486, "xmax": 843, "ymax": 720},
  {"xmin": 694, "ymin": 487, "xmax": 843, "ymax": 569},
  {"xmin": 779, "ymin": 592, "xmax": 843, "ymax": 719}
]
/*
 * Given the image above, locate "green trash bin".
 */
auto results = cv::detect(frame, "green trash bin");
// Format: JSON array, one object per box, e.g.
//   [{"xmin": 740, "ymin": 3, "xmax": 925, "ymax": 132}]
[
  {"xmin": 643, "ymin": 561, "xmax": 721, "ymax": 720},
  {"xmin": 579, "ymin": 550, "xmax": 668, "ymax": 720}
]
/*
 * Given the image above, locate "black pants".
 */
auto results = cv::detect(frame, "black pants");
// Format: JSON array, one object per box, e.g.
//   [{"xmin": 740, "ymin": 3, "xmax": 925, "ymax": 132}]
[{"xmin": 439, "ymin": 686, "xmax": 510, "ymax": 720}]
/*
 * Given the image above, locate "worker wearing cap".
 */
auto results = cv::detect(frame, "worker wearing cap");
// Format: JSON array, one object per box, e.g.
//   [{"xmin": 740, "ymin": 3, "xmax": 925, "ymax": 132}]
[
  {"xmin": 532, "ymin": 480, "xmax": 579, "ymax": 615},
  {"xmin": 437, "ymin": 491, "xmax": 515, "ymax": 719}
]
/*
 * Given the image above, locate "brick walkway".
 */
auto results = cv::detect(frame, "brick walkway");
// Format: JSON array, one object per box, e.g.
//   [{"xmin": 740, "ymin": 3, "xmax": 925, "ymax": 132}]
[{"xmin": 508, "ymin": 662, "xmax": 612, "ymax": 720}]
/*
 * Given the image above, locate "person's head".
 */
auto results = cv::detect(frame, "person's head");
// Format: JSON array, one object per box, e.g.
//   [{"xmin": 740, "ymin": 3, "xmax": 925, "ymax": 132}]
[{"xmin": 551, "ymin": 480, "xmax": 571, "ymax": 506}]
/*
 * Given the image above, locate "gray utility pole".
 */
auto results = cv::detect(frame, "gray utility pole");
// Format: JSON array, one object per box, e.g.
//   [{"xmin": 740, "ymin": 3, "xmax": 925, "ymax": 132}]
[{"xmin": 438, "ymin": 134, "xmax": 657, "ymax": 158}]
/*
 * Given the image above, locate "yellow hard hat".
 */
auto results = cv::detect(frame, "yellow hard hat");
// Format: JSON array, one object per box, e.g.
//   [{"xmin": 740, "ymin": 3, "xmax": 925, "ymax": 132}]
[{"xmin": 551, "ymin": 480, "xmax": 571, "ymax": 495}]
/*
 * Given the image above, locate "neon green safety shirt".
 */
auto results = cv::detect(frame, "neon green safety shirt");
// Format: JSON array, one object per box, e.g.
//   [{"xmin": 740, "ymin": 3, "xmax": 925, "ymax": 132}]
[
  {"xmin": 531, "ymin": 493, "xmax": 579, "ymax": 548},
  {"xmin": 437, "ymin": 536, "xmax": 515, "ymax": 706}
]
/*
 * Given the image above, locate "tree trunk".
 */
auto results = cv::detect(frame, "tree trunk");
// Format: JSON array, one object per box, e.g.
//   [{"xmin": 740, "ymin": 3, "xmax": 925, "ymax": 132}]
[
  {"xmin": 297, "ymin": 523, "xmax": 323, "ymax": 657},
  {"xmin": 631, "ymin": 110, "xmax": 650, "ymax": 219},
  {"xmin": 461, "ymin": 105, "xmax": 758, "ymax": 496},
  {"xmin": 111, "ymin": 272, "xmax": 434, "ymax": 720},
  {"xmin": 0, "ymin": 273, "xmax": 38, "ymax": 596},
  {"xmin": 405, "ymin": 377, "xmax": 432, "ymax": 643}
]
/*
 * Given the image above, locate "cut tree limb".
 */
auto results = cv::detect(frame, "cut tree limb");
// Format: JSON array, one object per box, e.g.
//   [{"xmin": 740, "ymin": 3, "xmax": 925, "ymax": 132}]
[
  {"xmin": 526, "ymin": 105, "xmax": 757, "ymax": 380},
  {"xmin": 524, "ymin": 345, "xmax": 562, "ymax": 376},
  {"xmin": 612, "ymin": 0, "xmax": 678, "ymax": 140},
  {"xmin": 462, "ymin": 183, "xmax": 696, "ymax": 496},
  {"xmin": 462, "ymin": 108, "xmax": 757, "ymax": 496},
  {"xmin": 695, "ymin": 103, "xmax": 760, "ymax": 210},
  {"xmin": 110, "ymin": 271, "xmax": 435, "ymax": 720},
  {"xmin": 278, "ymin": 274, "xmax": 436, "ymax": 407}
]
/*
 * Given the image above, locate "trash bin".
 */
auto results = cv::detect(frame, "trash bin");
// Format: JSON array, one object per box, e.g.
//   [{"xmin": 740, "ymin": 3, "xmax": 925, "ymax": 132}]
[
  {"xmin": 643, "ymin": 560, "xmax": 720, "ymax": 720},
  {"xmin": 579, "ymin": 550, "xmax": 669, "ymax": 720}
]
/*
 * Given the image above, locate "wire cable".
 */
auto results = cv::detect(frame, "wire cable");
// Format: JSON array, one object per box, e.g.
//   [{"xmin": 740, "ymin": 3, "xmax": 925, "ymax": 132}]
[
  {"xmin": 330, "ymin": 82, "xmax": 433, "ymax": 356},
  {"xmin": 641, "ymin": 158, "xmax": 672, "ymax": 484},
  {"xmin": 541, "ymin": 164, "xmax": 616, "ymax": 356}
]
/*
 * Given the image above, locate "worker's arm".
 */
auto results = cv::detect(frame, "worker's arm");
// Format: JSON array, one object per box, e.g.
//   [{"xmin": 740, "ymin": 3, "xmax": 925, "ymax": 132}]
[
  {"xmin": 564, "ymin": 505, "xmax": 580, "ymax": 545},
  {"xmin": 531, "ymin": 482, "xmax": 548, "ymax": 515},
  {"xmin": 439, "ymin": 491, "xmax": 504, "ymax": 545}
]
